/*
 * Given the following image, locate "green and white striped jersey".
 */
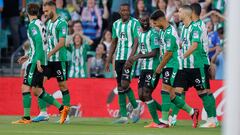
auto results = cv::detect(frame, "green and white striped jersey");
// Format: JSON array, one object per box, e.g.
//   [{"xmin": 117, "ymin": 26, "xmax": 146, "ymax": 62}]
[
  {"xmin": 194, "ymin": 19, "xmax": 210, "ymax": 65},
  {"xmin": 138, "ymin": 28, "xmax": 160, "ymax": 70},
  {"xmin": 67, "ymin": 43, "xmax": 90, "ymax": 78},
  {"xmin": 180, "ymin": 22, "xmax": 204, "ymax": 68},
  {"xmin": 159, "ymin": 25, "xmax": 182, "ymax": 69},
  {"xmin": 112, "ymin": 17, "xmax": 140, "ymax": 60},
  {"xmin": 46, "ymin": 16, "xmax": 68, "ymax": 62},
  {"xmin": 27, "ymin": 19, "xmax": 47, "ymax": 65}
]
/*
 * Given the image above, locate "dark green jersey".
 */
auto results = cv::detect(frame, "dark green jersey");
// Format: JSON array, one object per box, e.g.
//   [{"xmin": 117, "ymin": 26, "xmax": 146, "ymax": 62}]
[
  {"xmin": 138, "ymin": 28, "xmax": 160, "ymax": 70},
  {"xmin": 112, "ymin": 17, "xmax": 141, "ymax": 60},
  {"xmin": 27, "ymin": 19, "xmax": 47, "ymax": 65},
  {"xmin": 180, "ymin": 22, "xmax": 204, "ymax": 68},
  {"xmin": 46, "ymin": 17, "xmax": 68, "ymax": 62},
  {"xmin": 194, "ymin": 19, "xmax": 210, "ymax": 65},
  {"xmin": 159, "ymin": 25, "xmax": 182, "ymax": 69}
]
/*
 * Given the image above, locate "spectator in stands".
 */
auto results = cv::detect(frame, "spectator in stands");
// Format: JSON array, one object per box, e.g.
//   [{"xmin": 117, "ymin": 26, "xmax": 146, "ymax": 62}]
[
  {"xmin": 132, "ymin": 0, "xmax": 147, "ymax": 19},
  {"xmin": 211, "ymin": 46, "xmax": 224, "ymax": 80},
  {"xmin": 156, "ymin": 0, "xmax": 168, "ymax": 13},
  {"xmin": 81, "ymin": 0, "xmax": 102, "ymax": 40},
  {"xmin": 206, "ymin": 20, "xmax": 221, "ymax": 60},
  {"xmin": 20, "ymin": 40, "xmax": 30, "ymax": 77},
  {"xmin": 89, "ymin": 43, "xmax": 107, "ymax": 78},
  {"xmin": 212, "ymin": 0, "xmax": 225, "ymax": 14},
  {"xmin": 2, "ymin": 0, "xmax": 20, "ymax": 51},
  {"xmin": 202, "ymin": 9, "xmax": 225, "ymax": 31},
  {"xmin": 100, "ymin": 29, "xmax": 112, "ymax": 56},
  {"xmin": 67, "ymin": 33, "xmax": 91, "ymax": 78}
]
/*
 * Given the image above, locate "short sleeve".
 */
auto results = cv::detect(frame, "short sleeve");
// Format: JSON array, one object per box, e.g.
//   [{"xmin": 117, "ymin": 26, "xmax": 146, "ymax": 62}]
[
  {"xmin": 166, "ymin": 34, "xmax": 177, "ymax": 52},
  {"xmin": 150, "ymin": 32, "xmax": 160, "ymax": 50},
  {"xmin": 57, "ymin": 21, "xmax": 68, "ymax": 39},
  {"xmin": 191, "ymin": 26, "xmax": 202, "ymax": 43},
  {"xmin": 112, "ymin": 22, "xmax": 117, "ymax": 39},
  {"xmin": 133, "ymin": 20, "xmax": 141, "ymax": 38}
]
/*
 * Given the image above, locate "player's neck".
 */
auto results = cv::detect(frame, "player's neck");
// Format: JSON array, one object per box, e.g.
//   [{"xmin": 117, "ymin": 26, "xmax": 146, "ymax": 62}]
[
  {"xmin": 29, "ymin": 16, "xmax": 38, "ymax": 22},
  {"xmin": 163, "ymin": 22, "xmax": 170, "ymax": 30},
  {"xmin": 51, "ymin": 13, "xmax": 58, "ymax": 22},
  {"xmin": 183, "ymin": 17, "xmax": 192, "ymax": 27},
  {"xmin": 122, "ymin": 17, "xmax": 130, "ymax": 23},
  {"xmin": 142, "ymin": 27, "xmax": 150, "ymax": 32},
  {"xmin": 192, "ymin": 16, "xmax": 200, "ymax": 22}
]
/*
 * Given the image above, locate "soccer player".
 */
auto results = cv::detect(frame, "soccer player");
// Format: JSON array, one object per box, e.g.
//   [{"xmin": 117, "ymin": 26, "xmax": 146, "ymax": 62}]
[
  {"xmin": 32, "ymin": 1, "xmax": 71, "ymax": 123},
  {"xmin": 105, "ymin": 3, "xmax": 141, "ymax": 124},
  {"xmin": 170, "ymin": 3, "xmax": 218, "ymax": 128},
  {"xmin": 12, "ymin": 3, "xmax": 69, "ymax": 124},
  {"xmin": 151, "ymin": 9, "xmax": 199, "ymax": 128},
  {"xmin": 127, "ymin": 12, "xmax": 162, "ymax": 128}
]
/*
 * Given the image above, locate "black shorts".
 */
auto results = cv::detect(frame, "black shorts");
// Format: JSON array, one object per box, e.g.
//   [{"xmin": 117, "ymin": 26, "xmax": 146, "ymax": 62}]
[
  {"xmin": 162, "ymin": 68, "xmax": 178, "ymax": 86},
  {"xmin": 204, "ymin": 64, "xmax": 210, "ymax": 89},
  {"xmin": 115, "ymin": 60, "xmax": 133, "ymax": 86},
  {"xmin": 23, "ymin": 63, "xmax": 45, "ymax": 88},
  {"xmin": 175, "ymin": 68, "xmax": 205, "ymax": 91},
  {"xmin": 44, "ymin": 61, "xmax": 68, "ymax": 82},
  {"xmin": 138, "ymin": 70, "xmax": 159, "ymax": 89}
]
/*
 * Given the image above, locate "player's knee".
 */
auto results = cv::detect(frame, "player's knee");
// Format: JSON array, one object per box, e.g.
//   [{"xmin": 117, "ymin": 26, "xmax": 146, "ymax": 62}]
[
  {"xmin": 121, "ymin": 81, "xmax": 129, "ymax": 91},
  {"xmin": 58, "ymin": 82, "xmax": 67, "ymax": 90},
  {"xmin": 143, "ymin": 87, "xmax": 152, "ymax": 101},
  {"xmin": 21, "ymin": 84, "xmax": 30, "ymax": 93}
]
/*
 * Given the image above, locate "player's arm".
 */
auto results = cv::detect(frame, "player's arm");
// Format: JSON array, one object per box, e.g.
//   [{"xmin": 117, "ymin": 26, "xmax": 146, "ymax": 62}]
[
  {"xmin": 183, "ymin": 27, "xmax": 201, "ymax": 59},
  {"xmin": 155, "ymin": 36, "xmax": 175, "ymax": 74},
  {"xmin": 48, "ymin": 21, "xmax": 68, "ymax": 58},
  {"xmin": 132, "ymin": 49, "xmax": 159, "ymax": 61}
]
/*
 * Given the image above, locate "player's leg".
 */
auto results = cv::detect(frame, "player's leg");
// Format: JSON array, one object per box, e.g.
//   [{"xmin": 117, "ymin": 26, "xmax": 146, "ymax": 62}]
[
  {"xmin": 121, "ymin": 66, "xmax": 140, "ymax": 123},
  {"xmin": 33, "ymin": 63, "xmax": 51, "ymax": 122},
  {"xmin": 113, "ymin": 60, "xmax": 128, "ymax": 124},
  {"xmin": 193, "ymin": 67, "xmax": 217, "ymax": 128},
  {"xmin": 12, "ymin": 64, "xmax": 34, "ymax": 124},
  {"xmin": 170, "ymin": 69, "xmax": 199, "ymax": 128},
  {"xmin": 142, "ymin": 71, "xmax": 162, "ymax": 128}
]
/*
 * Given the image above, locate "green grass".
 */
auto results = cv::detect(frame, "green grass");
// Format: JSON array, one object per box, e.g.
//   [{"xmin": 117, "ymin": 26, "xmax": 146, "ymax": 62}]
[{"xmin": 0, "ymin": 116, "xmax": 221, "ymax": 135}]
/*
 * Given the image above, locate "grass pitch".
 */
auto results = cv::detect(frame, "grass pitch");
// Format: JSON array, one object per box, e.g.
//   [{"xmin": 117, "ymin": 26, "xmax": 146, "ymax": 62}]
[{"xmin": 0, "ymin": 116, "xmax": 221, "ymax": 135}]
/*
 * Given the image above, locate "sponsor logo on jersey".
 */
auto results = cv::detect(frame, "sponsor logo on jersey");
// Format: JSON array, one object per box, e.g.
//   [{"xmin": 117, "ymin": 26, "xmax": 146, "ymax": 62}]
[
  {"xmin": 120, "ymin": 32, "xmax": 127, "ymax": 41},
  {"xmin": 193, "ymin": 31, "xmax": 199, "ymax": 38},
  {"xmin": 62, "ymin": 27, "xmax": 66, "ymax": 35},
  {"xmin": 32, "ymin": 28, "xmax": 38, "ymax": 36}
]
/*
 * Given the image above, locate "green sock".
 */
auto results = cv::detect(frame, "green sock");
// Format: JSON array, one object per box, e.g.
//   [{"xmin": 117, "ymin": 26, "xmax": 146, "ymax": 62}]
[
  {"xmin": 209, "ymin": 93, "xmax": 217, "ymax": 117},
  {"xmin": 154, "ymin": 100, "xmax": 162, "ymax": 111},
  {"xmin": 200, "ymin": 93, "xmax": 212, "ymax": 118},
  {"xmin": 22, "ymin": 92, "xmax": 31, "ymax": 117},
  {"xmin": 126, "ymin": 88, "xmax": 138, "ymax": 109},
  {"xmin": 62, "ymin": 90, "xmax": 70, "ymax": 106},
  {"xmin": 172, "ymin": 95, "xmax": 193, "ymax": 115},
  {"xmin": 38, "ymin": 88, "xmax": 47, "ymax": 112},
  {"xmin": 146, "ymin": 100, "xmax": 160, "ymax": 124},
  {"xmin": 161, "ymin": 91, "xmax": 171, "ymax": 122},
  {"xmin": 118, "ymin": 92, "xmax": 127, "ymax": 117},
  {"xmin": 38, "ymin": 98, "xmax": 47, "ymax": 112},
  {"xmin": 171, "ymin": 92, "xmax": 185, "ymax": 116},
  {"xmin": 39, "ymin": 91, "xmax": 62, "ymax": 109}
]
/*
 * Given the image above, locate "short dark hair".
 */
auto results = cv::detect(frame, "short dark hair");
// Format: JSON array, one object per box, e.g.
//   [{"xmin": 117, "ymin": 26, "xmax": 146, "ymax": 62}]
[
  {"xmin": 27, "ymin": 3, "xmax": 40, "ymax": 16},
  {"xmin": 150, "ymin": 10, "xmax": 165, "ymax": 20},
  {"xmin": 191, "ymin": 3, "xmax": 201, "ymax": 16},
  {"xmin": 43, "ymin": 0, "xmax": 56, "ymax": 7},
  {"xmin": 120, "ymin": 3, "xmax": 130, "ymax": 8},
  {"xmin": 139, "ymin": 12, "xmax": 150, "ymax": 18}
]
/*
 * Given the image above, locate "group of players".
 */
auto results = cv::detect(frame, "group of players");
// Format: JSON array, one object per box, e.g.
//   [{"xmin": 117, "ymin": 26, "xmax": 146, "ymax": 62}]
[
  {"xmin": 12, "ymin": 1, "xmax": 218, "ymax": 128},
  {"xmin": 106, "ymin": 3, "xmax": 218, "ymax": 128}
]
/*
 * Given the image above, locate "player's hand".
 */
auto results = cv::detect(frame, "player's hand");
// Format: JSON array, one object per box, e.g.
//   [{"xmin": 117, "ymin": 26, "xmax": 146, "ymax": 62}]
[
  {"xmin": 18, "ymin": 56, "xmax": 28, "ymax": 64},
  {"xmin": 47, "ymin": 53, "xmax": 52, "ymax": 59},
  {"xmin": 124, "ymin": 60, "xmax": 133, "ymax": 69},
  {"xmin": 105, "ymin": 62, "xmax": 110, "ymax": 72},
  {"xmin": 37, "ymin": 60, "xmax": 43, "ymax": 73}
]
